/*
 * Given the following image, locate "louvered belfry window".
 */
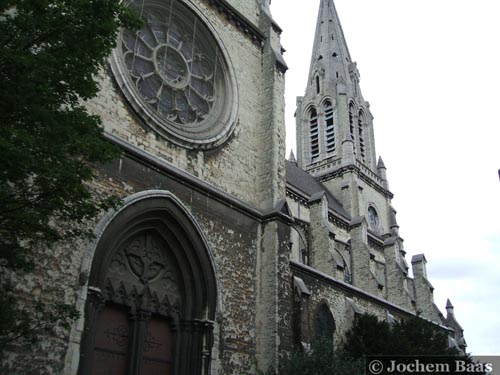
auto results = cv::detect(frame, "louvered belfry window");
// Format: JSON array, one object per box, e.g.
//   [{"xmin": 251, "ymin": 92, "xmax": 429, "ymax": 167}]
[
  {"xmin": 358, "ymin": 110, "xmax": 366, "ymax": 162},
  {"xmin": 310, "ymin": 108, "xmax": 319, "ymax": 161},
  {"xmin": 324, "ymin": 101, "xmax": 335, "ymax": 153}
]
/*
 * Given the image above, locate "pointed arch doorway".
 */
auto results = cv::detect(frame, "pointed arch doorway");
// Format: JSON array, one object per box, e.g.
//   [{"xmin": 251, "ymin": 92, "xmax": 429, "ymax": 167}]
[{"xmin": 78, "ymin": 193, "xmax": 217, "ymax": 375}]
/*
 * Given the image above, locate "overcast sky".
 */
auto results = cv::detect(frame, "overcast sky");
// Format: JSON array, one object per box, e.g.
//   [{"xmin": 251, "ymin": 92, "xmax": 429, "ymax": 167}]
[{"xmin": 270, "ymin": 0, "xmax": 500, "ymax": 355}]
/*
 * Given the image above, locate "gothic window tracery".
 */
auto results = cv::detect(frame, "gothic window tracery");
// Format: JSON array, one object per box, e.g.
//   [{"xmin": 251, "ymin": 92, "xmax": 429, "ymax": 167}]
[{"xmin": 111, "ymin": 0, "xmax": 238, "ymax": 149}]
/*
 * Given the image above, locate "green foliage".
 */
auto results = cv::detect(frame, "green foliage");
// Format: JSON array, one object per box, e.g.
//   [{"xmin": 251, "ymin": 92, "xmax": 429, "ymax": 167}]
[
  {"xmin": 265, "ymin": 337, "xmax": 364, "ymax": 375},
  {"xmin": 272, "ymin": 314, "xmax": 459, "ymax": 375},
  {"xmin": 390, "ymin": 315, "xmax": 459, "ymax": 356},
  {"xmin": 342, "ymin": 313, "xmax": 395, "ymax": 357},
  {"xmin": 0, "ymin": 0, "xmax": 140, "ymax": 351},
  {"xmin": 342, "ymin": 314, "xmax": 459, "ymax": 358},
  {"xmin": 0, "ymin": 282, "xmax": 80, "ymax": 349},
  {"xmin": 0, "ymin": 0, "xmax": 140, "ymax": 270}
]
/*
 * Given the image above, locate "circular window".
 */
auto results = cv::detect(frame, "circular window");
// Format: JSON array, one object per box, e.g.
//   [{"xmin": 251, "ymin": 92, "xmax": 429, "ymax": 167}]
[{"xmin": 111, "ymin": 0, "xmax": 238, "ymax": 149}]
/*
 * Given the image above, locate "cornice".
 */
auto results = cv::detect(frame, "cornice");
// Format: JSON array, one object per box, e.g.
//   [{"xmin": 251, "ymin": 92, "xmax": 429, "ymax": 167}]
[
  {"xmin": 286, "ymin": 189, "xmax": 310, "ymax": 207},
  {"xmin": 290, "ymin": 260, "xmax": 417, "ymax": 318},
  {"xmin": 291, "ymin": 263, "xmax": 452, "ymax": 333},
  {"xmin": 205, "ymin": 0, "xmax": 265, "ymax": 46},
  {"xmin": 368, "ymin": 233, "xmax": 384, "ymax": 251},
  {"xmin": 104, "ymin": 132, "xmax": 288, "ymax": 223},
  {"xmin": 328, "ymin": 212, "xmax": 349, "ymax": 230},
  {"xmin": 286, "ymin": 184, "xmax": 351, "ymax": 228},
  {"xmin": 316, "ymin": 164, "xmax": 394, "ymax": 199}
]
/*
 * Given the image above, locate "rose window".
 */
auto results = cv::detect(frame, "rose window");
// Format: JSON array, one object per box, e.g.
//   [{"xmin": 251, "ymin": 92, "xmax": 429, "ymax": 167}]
[{"xmin": 112, "ymin": 0, "xmax": 238, "ymax": 149}]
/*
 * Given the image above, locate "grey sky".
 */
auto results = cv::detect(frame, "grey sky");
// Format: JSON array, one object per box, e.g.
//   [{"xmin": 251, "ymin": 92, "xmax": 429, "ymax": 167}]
[{"xmin": 271, "ymin": 0, "xmax": 500, "ymax": 355}]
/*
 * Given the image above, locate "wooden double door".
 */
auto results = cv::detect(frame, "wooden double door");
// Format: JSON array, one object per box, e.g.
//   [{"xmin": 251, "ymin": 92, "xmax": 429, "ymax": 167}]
[{"xmin": 92, "ymin": 305, "xmax": 173, "ymax": 375}]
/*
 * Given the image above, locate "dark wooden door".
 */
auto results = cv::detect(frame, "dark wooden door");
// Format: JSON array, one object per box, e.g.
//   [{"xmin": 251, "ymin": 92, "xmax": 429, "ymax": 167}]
[
  {"xmin": 91, "ymin": 304, "xmax": 174, "ymax": 375},
  {"xmin": 141, "ymin": 317, "xmax": 173, "ymax": 374},
  {"xmin": 92, "ymin": 305, "xmax": 130, "ymax": 375}
]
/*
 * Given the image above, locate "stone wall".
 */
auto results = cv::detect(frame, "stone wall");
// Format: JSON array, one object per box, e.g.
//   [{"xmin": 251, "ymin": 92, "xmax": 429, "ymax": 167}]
[
  {"xmin": 85, "ymin": 0, "xmax": 286, "ymax": 212},
  {"xmin": 1, "ymin": 147, "xmax": 272, "ymax": 374},
  {"xmin": 289, "ymin": 262, "xmax": 416, "ymax": 349}
]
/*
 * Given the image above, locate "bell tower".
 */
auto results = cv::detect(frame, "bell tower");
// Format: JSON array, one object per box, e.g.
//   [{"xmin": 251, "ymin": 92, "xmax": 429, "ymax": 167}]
[
  {"xmin": 296, "ymin": 0, "xmax": 377, "ymax": 172},
  {"xmin": 296, "ymin": 0, "xmax": 389, "ymax": 222},
  {"xmin": 295, "ymin": 0, "xmax": 415, "ymax": 307}
]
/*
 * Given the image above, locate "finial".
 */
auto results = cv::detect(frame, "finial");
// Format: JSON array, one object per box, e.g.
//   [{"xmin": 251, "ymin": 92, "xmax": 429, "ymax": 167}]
[
  {"xmin": 377, "ymin": 156, "xmax": 386, "ymax": 169},
  {"xmin": 446, "ymin": 299, "xmax": 454, "ymax": 316}
]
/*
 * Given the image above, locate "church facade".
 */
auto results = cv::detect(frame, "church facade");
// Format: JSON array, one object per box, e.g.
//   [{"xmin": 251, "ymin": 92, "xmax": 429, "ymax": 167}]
[{"xmin": 2, "ymin": 0, "xmax": 466, "ymax": 374}]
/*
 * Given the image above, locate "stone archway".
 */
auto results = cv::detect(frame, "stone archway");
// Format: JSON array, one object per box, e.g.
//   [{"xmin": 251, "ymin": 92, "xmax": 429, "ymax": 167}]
[{"xmin": 78, "ymin": 194, "xmax": 217, "ymax": 375}]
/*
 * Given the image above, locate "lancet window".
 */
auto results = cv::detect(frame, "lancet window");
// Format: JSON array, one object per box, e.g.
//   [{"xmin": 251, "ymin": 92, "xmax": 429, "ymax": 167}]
[
  {"xmin": 324, "ymin": 101, "xmax": 335, "ymax": 154},
  {"xmin": 310, "ymin": 108, "xmax": 319, "ymax": 161},
  {"xmin": 358, "ymin": 110, "xmax": 366, "ymax": 162}
]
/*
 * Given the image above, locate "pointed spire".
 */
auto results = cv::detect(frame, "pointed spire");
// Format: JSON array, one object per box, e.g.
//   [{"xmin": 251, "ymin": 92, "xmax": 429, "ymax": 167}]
[
  {"xmin": 258, "ymin": 0, "xmax": 271, "ymax": 9},
  {"xmin": 377, "ymin": 156, "xmax": 386, "ymax": 169},
  {"xmin": 377, "ymin": 156, "xmax": 389, "ymax": 189},
  {"xmin": 389, "ymin": 206, "xmax": 399, "ymax": 235},
  {"xmin": 288, "ymin": 149, "xmax": 297, "ymax": 163},
  {"xmin": 446, "ymin": 299, "xmax": 456, "ymax": 319},
  {"xmin": 296, "ymin": 0, "xmax": 378, "ymax": 174},
  {"xmin": 307, "ymin": 0, "xmax": 353, "ymax": 92}
]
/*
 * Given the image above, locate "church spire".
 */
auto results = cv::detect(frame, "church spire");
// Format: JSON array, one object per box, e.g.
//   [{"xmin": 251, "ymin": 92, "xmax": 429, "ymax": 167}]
[
  {"xmin": 306, "ymin": 0, "xmax": 352, "ymax": 95},
  {"xmin": 296, "ymin": 0, "xmax": 377, "ymax": 174}
]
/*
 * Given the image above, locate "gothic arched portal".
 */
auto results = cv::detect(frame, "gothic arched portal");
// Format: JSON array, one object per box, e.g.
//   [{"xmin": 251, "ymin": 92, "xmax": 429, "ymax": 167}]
[{"xmin": 78, "ymin": 194, "xmax": 217, "ymax": 375}]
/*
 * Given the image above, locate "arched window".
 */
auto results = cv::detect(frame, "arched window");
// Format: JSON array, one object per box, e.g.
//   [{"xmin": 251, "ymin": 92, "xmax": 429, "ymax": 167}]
[
  {"xmin": 333, "ymin": 249, "xmax": 351, "ymax": 284},
  {"xmin": 348, "ymin": 103, "xmax": 355, "ymax": 141},
  {"xmin": 358, "ymin": 110, "xmax": 366, "ymax": 162},
  {"xmin": 79, "ymin": 195, "xmax": 217, "ymax": 375},
  {"xmin": 316, "ymin": 76, "xmax": 320, "ymax": 94},
  {"xmin": 367, "ymin": 205, "xmax": 380, "ymax": 231},
  {"xmin": 313, "ymin": 303, "xmax": 336, "ymax": 339},
  {"xmin": 310, "ymin": 108, "xmax": 319, "ymax": 161},
  {"xmin": 324, "ymin": 101, "xmax": 335, "ymax": 154}
]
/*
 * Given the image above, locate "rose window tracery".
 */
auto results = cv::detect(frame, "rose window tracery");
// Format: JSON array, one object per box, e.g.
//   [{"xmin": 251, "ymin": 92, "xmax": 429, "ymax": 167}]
[{"xmin": 112, "ymin": 0, "xmax": 238, "ymax": 149}]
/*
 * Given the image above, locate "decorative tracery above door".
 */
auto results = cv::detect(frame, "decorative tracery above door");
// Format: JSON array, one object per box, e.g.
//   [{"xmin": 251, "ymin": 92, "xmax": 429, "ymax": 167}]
[
  {"xmin": 104, "ymin": 231, "xmax": 181, "ymax": 316},
  {"xmin": 80, "ymin": 196, "xmax": 217, "ymax": 375}
]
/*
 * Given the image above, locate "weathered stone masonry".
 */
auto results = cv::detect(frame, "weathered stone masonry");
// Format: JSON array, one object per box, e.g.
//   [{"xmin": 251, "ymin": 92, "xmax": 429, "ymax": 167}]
[{"xmin": 0, "ymin": 0, "xmax": 467, "ymax": 374}]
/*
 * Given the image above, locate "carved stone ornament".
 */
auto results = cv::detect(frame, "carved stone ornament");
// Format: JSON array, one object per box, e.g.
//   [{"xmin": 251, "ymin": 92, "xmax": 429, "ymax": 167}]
[
  {"xmin": 105, "ymin": 231, "xmax": 181, "ymax": 315},
  {"xmin": 111, "ymin": 0, "xmax": 238, "ymax": 149}
]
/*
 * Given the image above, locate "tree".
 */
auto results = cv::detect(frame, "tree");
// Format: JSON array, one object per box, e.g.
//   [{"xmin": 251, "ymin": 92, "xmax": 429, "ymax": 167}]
[
  {"xmin": 272, "ymin": 314, "xmax": 462, "ymax": 375},
  {"xmin": 342, "ymin": 314, "xmax": 459, "ymax": 359},
  {"xmin": 0, "ymin": 0, "xmax": 141, "ymax": 352},
  {"xmin": 264, "ymin": 337, "xmax": 364, "ymax": 375}
]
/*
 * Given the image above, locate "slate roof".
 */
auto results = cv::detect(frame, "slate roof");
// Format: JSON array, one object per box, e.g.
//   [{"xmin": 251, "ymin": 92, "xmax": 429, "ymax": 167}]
[{"xmin": 285, "ymin": 160, "xmax": 351, "ymax": 220}]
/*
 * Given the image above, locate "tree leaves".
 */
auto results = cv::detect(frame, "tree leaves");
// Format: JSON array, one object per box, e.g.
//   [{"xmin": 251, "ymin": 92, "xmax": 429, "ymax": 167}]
[
  {"xmin": 272, "ymin": 314, "xmax": 459, "ymax": 375},
  {"xmin": 341, "ymin": 314, "xmax": 459, "ymax": 358},
  {"xmin": 0, "ymin": 0, "xmax": 140, "ymax": 352}
]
